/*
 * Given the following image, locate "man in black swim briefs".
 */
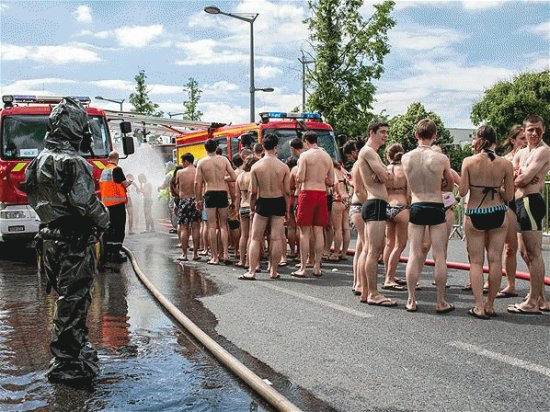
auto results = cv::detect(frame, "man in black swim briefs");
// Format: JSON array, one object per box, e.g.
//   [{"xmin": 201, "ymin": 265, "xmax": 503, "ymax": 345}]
[{"xmin": 402, "ymin": 119, "xmax": 455, "ymax": 314}]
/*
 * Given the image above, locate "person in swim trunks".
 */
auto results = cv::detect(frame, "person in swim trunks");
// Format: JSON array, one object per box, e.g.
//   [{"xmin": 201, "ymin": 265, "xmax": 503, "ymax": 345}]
[
  {"xmin": 459, "ymin": 125, "xmax": 514, "ymax": 319},
  {"xmin": 508, "ymin": 114, "xmax": 550, "ymax": 314},
  {"xmin": 195, "ymin": 139, "xmax": 237, "ymax": 265},
  {"xmin": 356, "ymin": 120, "xmax": 397, "ymax": 307},
  {"xmin": 239, "ymin": 134, "xmax": 290, "ymax": 280},
  {"xmin": 235, "ymin": 157, "xmax": 258, "ymax": 268},
  {"xmin": 294, "ymin": 131, "xmax": 334, "ymax": 278},
  {"xmin": 174, "ymin": 153, "xmax": 201, "ymax": 261},
  {"xmin": 383, "ymin": 143, "xmax": 410, "ymax": 291},
  {"xmin": 402, "ymin": 119, "xmax": 454, "ymax": 314}
]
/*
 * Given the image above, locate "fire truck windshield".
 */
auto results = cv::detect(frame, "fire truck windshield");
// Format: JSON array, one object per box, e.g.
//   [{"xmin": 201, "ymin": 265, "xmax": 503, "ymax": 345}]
[
  {"xmin": 263, "ymin": 128, "xmax": 339, "ymax": 161},
  {"xmin": 1, "ymin": 114, "xmax": 111, "ymax": 159}
]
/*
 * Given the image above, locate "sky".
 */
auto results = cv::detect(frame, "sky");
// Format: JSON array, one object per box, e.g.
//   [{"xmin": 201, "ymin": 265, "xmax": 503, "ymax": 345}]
[{"xmin": 0, "ymin": 0, "xmax": 548, "ymax": 129}]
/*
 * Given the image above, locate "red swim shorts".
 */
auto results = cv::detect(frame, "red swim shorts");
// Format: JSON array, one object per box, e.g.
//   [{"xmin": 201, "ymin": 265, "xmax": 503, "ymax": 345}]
[{"xmin": 296, "ymin": 190, "xmax": 329, "ymax": 227}]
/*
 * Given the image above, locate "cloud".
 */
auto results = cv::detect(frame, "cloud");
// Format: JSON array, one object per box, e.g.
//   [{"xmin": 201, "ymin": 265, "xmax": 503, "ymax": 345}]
[
  {"xmin": 0, "ymin": 78, "xmax": 78, "ymax": 95},
  {"xmin": 90, "ymin": 79, "xmax": 135, "ymax": 91},
  {"xmin": 78, "ymin": 29, "xmax": 110, "ymax": 40},
  {"xmin": 1, "ymin": 43, "xmax": 100, "ymax": 64},
  {"xmin": 390, "ymin": 26, "xmax": 468, "ymax": 51},
  {"xmin": 256, "ymin": 66, "xmax": 283, "ymax": 80},
  {"xmin": 522, "ymin": 20, "xmax": 550, "ymax": 39},
  {"xmin": 74, "ymin": 5, "xmax": 92, "ymax": 23},
  {"xmin": 114, "ymin": 24, "xmax": 164, "ymax": 48},
  {"xmin": 201, "ymin": 81, "xmax": 240, "ymax": 98},
  {"xmin": 461, "ymin": 1, "xmax": 504, "ymax": 10}
]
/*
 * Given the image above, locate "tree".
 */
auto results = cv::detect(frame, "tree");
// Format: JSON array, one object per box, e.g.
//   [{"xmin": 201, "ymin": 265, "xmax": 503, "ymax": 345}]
[
  {"xmin": 471, "ymin": 70, "xmax": 550, "ymax": 145},
  {"xmin": 182, "ymin": 77, "xmax": 203, "ymax": 121},
  {"xmin": 388, "ymin": 102, "xmax": 465, "ymax": 170},
  {"xmin": 129, "ymin": 70, "xmax": 163, "ymax": 117},
  {"xmin": 305, "ymin": 0, "xmax": 395, "ymax": 137}
]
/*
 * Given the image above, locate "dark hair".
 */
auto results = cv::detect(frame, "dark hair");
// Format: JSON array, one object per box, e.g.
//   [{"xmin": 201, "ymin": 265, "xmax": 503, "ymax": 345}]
[
  {"xmin": 475, "ymin": 125, "xmax": 497, "ymax": 160},
  {"xmin": 253, "ymin": 142, "xmax": 264, "ymax": 154},
  {"xmin": 355, "ymin": 139, "xmax": 366, "ymax": 151},
  {"xmin": 415, "ymin": 119, "xmax": 437, "ymax": 140},
  {"xmin": 342, "ymin": 140, "xmax": 357, "ymax": 155},
  {"xmin": 232, "ymin": 153, "xmax": 243, "ymax": 167},
  {"xmin": 503, "ymin": 124, "xmax": 523, "ymax": 153},
  {"xmin": 240, "ymin": 133, "xmax": 254, "ymax": 148},
  {"xmin": 215, "ymin": 147, "xmax": 223, "ymax": 155},
  {"xmin": 204, "ymin": 139, "xmax": 218, "ymax": 153},
  {"xmin": 290, "ymin": 137, "xmax": 304, "ymax": 150},
  {"xmin": 367, "ymin": 120, "xmax": 389, "ymax": 135},
  {"xmin": 385, "ymin": 143, "xmax": 404, "ymax": 163},
  {"xmin": 286, "ymin": 157, "xmax": 298, "ymax": 170},
  {"xmin": 302, "ymin": 131, "xmax": 318, "ymax": 144},
  {"xmin": 243, "ymin": 156, "xmax": 257, "ymax": 172},
  {"xmin": 181, "ymin": 152, "xmax": 194, "ymax": 164},
  {"xmin": 263, "ymin": 133, "xmax": 278, "ymax": 150},
  {"xmin": 523, "ymin": 114, "xmax": 545, "ymax": 128}
]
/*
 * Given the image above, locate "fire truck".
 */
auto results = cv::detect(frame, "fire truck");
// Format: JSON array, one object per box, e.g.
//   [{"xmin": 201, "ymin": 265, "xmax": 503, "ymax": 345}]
[
  {"xmin": 174, "ymin": 111, "xmax": 340, "ymax": 163},
  {"xmin": 0, "ymin": 95, "xmax": 134, "ymax": 243}
]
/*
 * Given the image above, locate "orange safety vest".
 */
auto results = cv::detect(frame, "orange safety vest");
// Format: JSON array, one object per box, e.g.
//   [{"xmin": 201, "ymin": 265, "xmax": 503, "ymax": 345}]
[{"xmin": 99, "ymin": 163, "xmax": 127, "ymax": 206}]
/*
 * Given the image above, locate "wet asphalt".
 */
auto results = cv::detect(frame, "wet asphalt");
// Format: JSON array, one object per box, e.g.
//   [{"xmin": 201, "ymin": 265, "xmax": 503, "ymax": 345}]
[{"xmin": 0, "ymin": 225, "xmax": 549, "ymax": 411}]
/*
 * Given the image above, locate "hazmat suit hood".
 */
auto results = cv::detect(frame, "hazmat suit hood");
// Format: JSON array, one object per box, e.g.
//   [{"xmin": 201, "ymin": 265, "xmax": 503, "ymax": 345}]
[{"xmin": 44, "ymin": 97, "xmax": 91, "ymax": 152}]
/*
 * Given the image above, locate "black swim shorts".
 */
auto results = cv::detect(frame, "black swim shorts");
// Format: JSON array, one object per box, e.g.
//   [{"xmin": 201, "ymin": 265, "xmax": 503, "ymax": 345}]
[
  {"xmin": 256, "ymin": 197, "xmax": 286, "ymax": 218},
  {"xmin": 515, "ymin": 193, "xmax": 545, "ymax": 231},
  {"xmin": 361, "ymin": 199, "xmax": 388, "ymax": 222},
  {"xmin": 204, "ymin": 190, "xmax": 229, "ymax": 209},
  {"xmin": 409, "ymin": 202, "xmax": 445, "ymax": 226}
]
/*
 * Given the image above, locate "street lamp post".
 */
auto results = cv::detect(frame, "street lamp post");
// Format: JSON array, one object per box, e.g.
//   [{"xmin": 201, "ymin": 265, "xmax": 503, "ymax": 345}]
[
  {"xmin": 168, "ymin": 112, "xmax": 184, "ymax": 118},
  {"xmin": 204, "ymin": 5, "xmax": 273, "ymax": 122},
  {"xmin": 95, "ymin": 96, "xmax": 125, "ymax": 112}
]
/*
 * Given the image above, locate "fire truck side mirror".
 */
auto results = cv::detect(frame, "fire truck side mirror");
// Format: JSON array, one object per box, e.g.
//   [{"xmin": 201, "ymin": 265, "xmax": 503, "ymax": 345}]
[
  {"xmin": 120, "ymin": 121, "xmax": 132, "ymax": 134},
  {"xmin": 122, "ymin": 135, "xmax": 135, "ymax": 155}
]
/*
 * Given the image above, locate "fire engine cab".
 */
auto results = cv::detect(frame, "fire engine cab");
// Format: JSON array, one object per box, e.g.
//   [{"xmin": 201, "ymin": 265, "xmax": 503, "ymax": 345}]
[{"xmin": 0, "ymin": 95, "xmax": 130, "ymax": 243}]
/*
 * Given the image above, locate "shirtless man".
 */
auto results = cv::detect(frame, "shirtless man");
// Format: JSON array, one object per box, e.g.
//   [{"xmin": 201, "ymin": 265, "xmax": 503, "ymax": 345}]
[
  {"xmin": 356, "ymin": 120, "xmax": 396, "ymax": 306},
  {"xmin": 293, "ymin": 131, "xmax": 334, "ymax": 277},
  {"xmin": 175, "ymin": 153, "xmax": 201, "ymax": 261},
  {"xmin": 194, "ymin": 139, "xmax": 237, "ymax": 265},
  {"xmin": 508, "ymin": 114, "xmax": 550, "ymax": 314},
  {"xmin": 239, "ymin": 134, "xmax": 290, "ymax": 280},
  {"xmin": 402, "ymin": 119, "xmax": 454, "ymax": 313}
]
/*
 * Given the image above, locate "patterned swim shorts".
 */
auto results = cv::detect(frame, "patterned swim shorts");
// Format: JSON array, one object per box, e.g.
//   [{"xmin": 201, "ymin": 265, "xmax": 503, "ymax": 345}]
[{"xmin": 178, "ymin": 197, "xmax": 201, "ymax": 224}]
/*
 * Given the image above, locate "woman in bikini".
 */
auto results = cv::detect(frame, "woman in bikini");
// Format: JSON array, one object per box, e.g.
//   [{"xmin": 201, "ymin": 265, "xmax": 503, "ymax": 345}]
[
  {"xmin": 382, "ymin": 143, "xmax": 410, "ymax": 290},
  {"xmin": 459, "ymin": 125, "xmax": 514, "ymax": 319},
  {"xmin": 329, "ymin": 160, "xmax": 351, "ymax": 261},
  {"xmin": 286, "ymin": 158, "xmax": 299, "ymax": 260},
  {"xmin": 497, "ymin": 125, "xmax": 526, "ymax": 299},
  {"xmin": 235, "ymin": 157, "xmax": 257, "ymax": 268}
]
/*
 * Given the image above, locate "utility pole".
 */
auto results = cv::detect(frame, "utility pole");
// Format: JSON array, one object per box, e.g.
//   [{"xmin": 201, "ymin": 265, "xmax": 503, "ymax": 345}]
[{"xmin": 298, "ymin": 50, "xmax": 314, "ymax": 111}]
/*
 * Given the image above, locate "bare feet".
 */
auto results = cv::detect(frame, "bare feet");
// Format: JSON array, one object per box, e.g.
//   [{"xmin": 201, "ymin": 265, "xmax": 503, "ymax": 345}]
[{"xmin": 406, "ymin": 299, "xmax": 417, "ymax": 312}]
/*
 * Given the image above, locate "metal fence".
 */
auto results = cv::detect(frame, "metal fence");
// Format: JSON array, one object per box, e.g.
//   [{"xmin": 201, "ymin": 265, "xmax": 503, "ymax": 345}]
[{"xmin": 450, "ymin": 180, "xmax": 550, "ymax": 240}]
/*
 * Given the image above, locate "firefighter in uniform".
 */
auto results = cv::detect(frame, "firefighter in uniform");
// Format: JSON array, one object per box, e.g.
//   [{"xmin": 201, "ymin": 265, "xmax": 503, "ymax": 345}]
[
  {"xmin": 24, "ymin": 97, "xmax": 110, "ymax": 382},
  {"xmin": 99, "ymin": 151, "xmax": 132, "ymax": 262}
]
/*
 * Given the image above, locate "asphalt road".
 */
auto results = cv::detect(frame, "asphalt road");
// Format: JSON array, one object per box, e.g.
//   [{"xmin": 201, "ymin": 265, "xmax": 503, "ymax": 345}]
[{"xmin": 150, "ymin": 232, "xmax": 550, "ymax": 412}]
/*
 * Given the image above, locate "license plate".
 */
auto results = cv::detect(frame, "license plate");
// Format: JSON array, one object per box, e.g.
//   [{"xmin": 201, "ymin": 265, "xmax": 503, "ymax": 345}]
[{"xmin": 8, "ymin": 225, "xmax": 25, "ymax": 232}]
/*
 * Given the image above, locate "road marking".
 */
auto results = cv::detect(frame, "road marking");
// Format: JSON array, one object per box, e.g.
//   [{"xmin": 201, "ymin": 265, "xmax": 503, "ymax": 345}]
[
  {"xmin": 256, "ymin": 282, "xmax": 373, "ymax": 319},
  {"xmin": 448, "ymin": 341, "xmax": 550, "ymax": 378}
]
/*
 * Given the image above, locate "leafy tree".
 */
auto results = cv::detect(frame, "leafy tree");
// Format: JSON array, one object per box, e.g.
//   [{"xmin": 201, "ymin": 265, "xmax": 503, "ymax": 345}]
[
  {"xmin": 305, "ymin": 0, "xmax": 395, "ymax": 137},
  {"xmin": 182, "ymin": 77, "xmax": 203, "ymax": 121},
  {"xmin": 129, "ymin": 70, "xmax": 163, "ymax": 117},
  {"xmin": 471, "ymin": 70, "xmax": 550, "ymax": 144},
  {"xmin": 388, "ymin": 102, "xmax": 464, "ymax": 170}
]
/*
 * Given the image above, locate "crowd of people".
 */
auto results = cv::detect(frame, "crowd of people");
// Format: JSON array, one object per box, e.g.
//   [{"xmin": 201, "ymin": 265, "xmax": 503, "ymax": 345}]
[{"xmin": 168, "ymin": 115, "xmax": 549, "ymax": 319}]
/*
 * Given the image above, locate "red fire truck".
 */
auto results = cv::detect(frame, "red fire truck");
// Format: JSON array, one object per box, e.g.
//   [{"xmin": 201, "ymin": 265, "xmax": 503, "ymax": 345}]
[
  {"xmin": 0, "ymin": 95, "xmax": 133, "ymax": 243},
  {"xmin": 174, "ymin": 111, "xmax": 340, "ymax": 163}
]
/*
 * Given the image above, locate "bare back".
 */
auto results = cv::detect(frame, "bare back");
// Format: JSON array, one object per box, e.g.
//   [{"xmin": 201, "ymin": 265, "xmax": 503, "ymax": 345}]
[
  {"xmin": 350, "ymin": 162, "xmax": 367, "ymax": 204},
  {"xmin": 175, "ymin": 166, "xmax": 196, "ymax": 198},
  {"xmin": 196, "ymin": 154, "xmax": 236, "ymax": 192},
  {"xmin": 297, "ymin": 147, "xmax": 333, "ymax": 191},
  {"xmin": 386, "ymin": 163, "xmax": 408, "ymax": 206},
  {"xmin": 237, "ymin": 171, "xmax": 252, "ymax": 207},
  {"xmin": 402, "ymin": 147, "xmax": 451, "ymax": 203},
  {"xmin": 250, "ymin": 156, "xmax": 290, "ymax": 198}
]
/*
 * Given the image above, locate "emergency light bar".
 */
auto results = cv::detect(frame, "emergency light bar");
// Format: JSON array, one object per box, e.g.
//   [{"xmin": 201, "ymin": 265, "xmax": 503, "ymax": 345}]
[
  {"xmin": 2, "ymin": 95, "xmax": 91, "ymax": 106},
  {"xmin": 259, "ymin": 111, "xmax": 322, "ymax": 123}
]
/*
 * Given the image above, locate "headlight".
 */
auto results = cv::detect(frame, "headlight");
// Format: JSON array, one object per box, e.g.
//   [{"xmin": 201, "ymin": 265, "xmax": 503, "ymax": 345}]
[{"xmin": 0, "ymin": 210, "xmax": 27, "ymax": 219}]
